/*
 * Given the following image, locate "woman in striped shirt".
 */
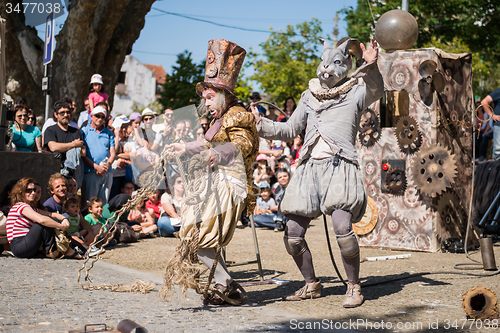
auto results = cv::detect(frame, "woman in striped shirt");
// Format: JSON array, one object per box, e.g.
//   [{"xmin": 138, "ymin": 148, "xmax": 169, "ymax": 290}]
[{"xmin": 6, "ymin": 178, "xmax": 80, "ymax": 259}]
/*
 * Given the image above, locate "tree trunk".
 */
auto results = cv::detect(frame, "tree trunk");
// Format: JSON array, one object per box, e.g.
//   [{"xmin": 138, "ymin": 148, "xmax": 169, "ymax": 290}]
[{"xmin": 3, "ymin": 0, "xmax": 156, "ymax": 119}]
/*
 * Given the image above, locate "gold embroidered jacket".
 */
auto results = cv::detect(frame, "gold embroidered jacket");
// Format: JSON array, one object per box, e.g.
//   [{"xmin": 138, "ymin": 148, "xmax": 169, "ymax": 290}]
[{"xmin": 186, "ymin": 105, "xmax": 259, "ymax": 213}]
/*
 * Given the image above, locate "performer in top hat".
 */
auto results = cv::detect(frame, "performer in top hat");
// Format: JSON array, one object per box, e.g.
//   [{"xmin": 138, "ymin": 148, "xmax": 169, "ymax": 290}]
[
  {"xmin": 161, "ymin": 39, "xmax": 259, "ymax": 305},
  {"xmin": 251, "ymin": 37, "xmax": 383, "ymax": 308}
]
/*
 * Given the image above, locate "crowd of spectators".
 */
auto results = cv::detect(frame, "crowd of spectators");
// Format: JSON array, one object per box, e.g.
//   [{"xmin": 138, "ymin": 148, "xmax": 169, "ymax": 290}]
[{"xmin": 1, "ymin": 85, "xmax": 298, "ymax": 258}]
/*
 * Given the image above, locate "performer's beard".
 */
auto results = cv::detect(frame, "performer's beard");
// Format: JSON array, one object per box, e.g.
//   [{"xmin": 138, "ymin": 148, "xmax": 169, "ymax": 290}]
[{"xmin": 207, "ymin": 91, "xmax": 227, "ymax": 118}]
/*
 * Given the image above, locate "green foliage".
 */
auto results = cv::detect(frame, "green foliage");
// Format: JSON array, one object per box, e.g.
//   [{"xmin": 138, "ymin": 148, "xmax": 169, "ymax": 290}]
[
  {"xmin": 247, "ymin": 19, "xmax": 325, "ymax": 104},
  {"xmin": 130, "ymin": 100, "xmax": 163, "ymax": 115},
  {"xmin": 234, "ymin": 71, "xmax": 253, "ymax": 103},
  {"xmin": 159, "ymin": 50, "xmax": 205, "ymax": 110}
]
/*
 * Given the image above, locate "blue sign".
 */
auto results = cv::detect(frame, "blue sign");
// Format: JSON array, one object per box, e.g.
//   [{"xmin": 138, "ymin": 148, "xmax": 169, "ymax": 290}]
[{"xmin": 43, "ymin": 12, "xmax": 54, "ymax": 65}]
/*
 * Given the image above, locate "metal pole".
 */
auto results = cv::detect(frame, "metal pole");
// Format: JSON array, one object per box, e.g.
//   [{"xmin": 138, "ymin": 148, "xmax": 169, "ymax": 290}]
[
  {"xmin": 402, "ymin": 0, "xmax": 409, "ymax": 12},
  {"xmin": 478, "ymin": 189, "xmax": 500, "ymax": 227},
  {"xmin": 44, "ymin": 64, "xmax": 50, "ymax": 121},
  {"xmin": 249, "ymin": 214, "xmax": 264, "ymax": 280}
]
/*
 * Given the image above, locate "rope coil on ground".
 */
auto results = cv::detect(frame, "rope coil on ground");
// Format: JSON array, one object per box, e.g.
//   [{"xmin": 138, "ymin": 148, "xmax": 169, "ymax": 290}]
[{"xmin": 77, "ymin": 144, "xmax": 171, "ymax": 292}]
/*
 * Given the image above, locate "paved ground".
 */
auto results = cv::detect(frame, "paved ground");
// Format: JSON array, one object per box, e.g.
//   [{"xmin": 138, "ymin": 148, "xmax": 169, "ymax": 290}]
[
  {"xmin": 98, "ymin": 219, "xmax": 500, "ymax": 333},
  {"xmin": 2, "ymin": 216, "xmax": 500, "ymax": 333},
  {"xmin": 0, "ymin": 254, "xmax": 355, "ymax": 333}
]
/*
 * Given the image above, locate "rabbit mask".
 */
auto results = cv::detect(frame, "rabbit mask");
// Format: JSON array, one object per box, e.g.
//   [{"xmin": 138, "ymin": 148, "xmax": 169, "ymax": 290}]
[{"xmin": 316, "ymin": 38, "xmax": 362, "ymax": 89}]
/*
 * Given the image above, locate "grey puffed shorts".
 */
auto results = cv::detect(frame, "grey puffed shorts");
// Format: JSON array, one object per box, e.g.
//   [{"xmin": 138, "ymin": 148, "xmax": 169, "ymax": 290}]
[{"xmin": 279, "ymin": 156, "xmax": 367, "ymax": 222}]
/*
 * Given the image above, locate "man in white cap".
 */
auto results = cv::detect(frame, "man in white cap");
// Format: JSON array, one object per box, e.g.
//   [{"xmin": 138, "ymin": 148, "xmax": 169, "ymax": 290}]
[{"xmin": 81, "ymin": 105, "xmax": 116, "ymax": 204}]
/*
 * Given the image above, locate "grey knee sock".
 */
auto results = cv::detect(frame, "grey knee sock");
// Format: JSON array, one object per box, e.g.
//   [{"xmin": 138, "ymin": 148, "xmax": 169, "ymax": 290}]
[
  {"xmin": 341, "ymin": 253, "xmax": 360, "ymax": 284},
  {"xmin": 286, "ymin": 214, "xmax": 316, "ymax": 283},
  {"xmin": 331, "ymin": 209, "xmax": 360, "ymax": 284}
]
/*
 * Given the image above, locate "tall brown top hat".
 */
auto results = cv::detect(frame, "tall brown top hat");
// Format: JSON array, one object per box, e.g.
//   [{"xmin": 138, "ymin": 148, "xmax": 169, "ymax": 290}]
[{"xmin": 196, "ymin": 39, "xmax": 246, "ymax": 97}]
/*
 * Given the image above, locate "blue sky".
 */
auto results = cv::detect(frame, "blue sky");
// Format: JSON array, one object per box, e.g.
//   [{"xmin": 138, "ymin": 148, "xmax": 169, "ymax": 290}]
[
  {"xmin": 38, "ymin": 0, "xmax": 359, "ymax": 77},
  {"xmin": 132, "ymin": 0, "xmax": 359, "ymax": 75}
]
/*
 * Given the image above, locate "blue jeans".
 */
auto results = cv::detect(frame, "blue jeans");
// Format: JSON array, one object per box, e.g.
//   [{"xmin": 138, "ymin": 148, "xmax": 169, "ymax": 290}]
[
  {"xmin": 157, "ymin": 216, "xmax": 180, "ymax": 237},
  {"xmin": 10, "ymin": 223, "xmax": 55, "ymax": 258},
  {"xmin": 493, "ymin": 125, "xmax": 500, "ymax": 159},
  {"xmin": 478, "ymin": 131, "xmax": 494, "ymax": 158},
  {"xmin": 253, "ymin": 214, "xmax": 278, "ymax": 229},
  {"xmin": 82, "ymin": 171, "xmax": 113, "ymax": 204}
]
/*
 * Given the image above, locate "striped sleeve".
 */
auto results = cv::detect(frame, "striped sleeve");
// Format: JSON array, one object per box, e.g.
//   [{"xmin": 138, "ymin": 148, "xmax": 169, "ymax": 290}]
[{"xmin": 6, "ymin": 202, "xmax": 36, "ymax": 243}]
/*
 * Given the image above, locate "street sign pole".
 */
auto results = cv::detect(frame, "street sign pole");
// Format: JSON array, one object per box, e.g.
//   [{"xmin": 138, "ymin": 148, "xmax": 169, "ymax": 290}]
[
  {"xmin": 44, "ymin": 65, "xmax": 50, "ymax": 121},
  {"xmin": 43, "ymin": 12, "xmax": 54, "ymax": 121}
]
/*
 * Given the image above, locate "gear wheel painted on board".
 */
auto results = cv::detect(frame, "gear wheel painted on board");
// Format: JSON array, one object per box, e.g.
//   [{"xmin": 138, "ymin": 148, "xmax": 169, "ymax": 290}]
[
  {"xmin": 353, "ymin": 196, "xmax": 378, "ymax": 236},
  {"xmin": 360, "ymin": 153, "xmax": 380, "ymax": 185},
  {"xmin": 385, "ymin": 167, "xmax": 407, "ymax": 195},
  {"xmin": 358, "ymin": 108, "xmax": 381, "ymax": 147},
  {"xmin": 395, "ymin": 116, "xmax": 421, "ymax": 151},
  {"xmin": 390, "ymin": 193, "xmax": 433, "ymax": 226},
  {"xmin": 412, "ymin": 145, "xmax": 457, "ymax": 198}
]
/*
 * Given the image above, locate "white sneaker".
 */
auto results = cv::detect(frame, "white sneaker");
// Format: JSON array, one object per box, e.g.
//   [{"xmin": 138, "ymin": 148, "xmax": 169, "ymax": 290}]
[{"xmin": 88, "ymin": 246, "xmax": 105, "ymax": 257}]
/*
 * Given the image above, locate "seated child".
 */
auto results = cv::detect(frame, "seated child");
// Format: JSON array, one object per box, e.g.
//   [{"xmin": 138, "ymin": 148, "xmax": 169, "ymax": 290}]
[
  {"xmin": 253, "ymin": 185, "xmax": 284, "ymax": 231},
  {"xmin": 64, "ymin": 197, "xmax": 103, "ymax": 256},
  {"xmin": 64, "ymin": 197, "xmax": 87, "ymax": 238},
  {"xmin": 84, "ymin": 197, "xmax": 116, "ymax": 247},
  {"xmin": 145, "ymin": 190, "xmax": 162, "ymax": 220},
  {"xmin": 128, "ymin": 197, "xmax": 157, "ymax": 238}
]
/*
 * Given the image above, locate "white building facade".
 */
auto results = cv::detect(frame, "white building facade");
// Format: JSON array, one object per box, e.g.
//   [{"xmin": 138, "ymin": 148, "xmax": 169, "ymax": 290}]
[{"xmin": 111, "ymin": 55, "xmax": 156, "ymax": 117}]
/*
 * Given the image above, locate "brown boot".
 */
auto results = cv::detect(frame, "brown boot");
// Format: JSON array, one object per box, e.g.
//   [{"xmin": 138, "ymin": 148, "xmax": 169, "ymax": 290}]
[
  {"xmin": 343, "ymin": 283, "xmax": 364, "ymax": 308},
  {"xmin": 283, "ymin": 280, "xmax": 322, "ymax": 301},
  {"xmin": 202, "ymin": 281, "xmax": 246, "ymax": 305},
  {"xmin": 202, "ymin": 284, "xmax": 225, "ymax": 305}
]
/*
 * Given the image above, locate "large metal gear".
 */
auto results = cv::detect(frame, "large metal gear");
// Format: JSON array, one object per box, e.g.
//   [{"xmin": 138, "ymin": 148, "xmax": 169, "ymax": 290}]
[
  {"xmin": 385, "ymin": 167, "xmax": 407, "ymax": 194},
  {"xmin": 359, "ymin": 108, "xmax": 381, "ymax": 147},
  {"xmin": 395, "ymin": 116, "xmax": 420, "ymax": 148},
  {"xmin": 412, "ymin": 145, "xmax": 457, "ymax": 197}
]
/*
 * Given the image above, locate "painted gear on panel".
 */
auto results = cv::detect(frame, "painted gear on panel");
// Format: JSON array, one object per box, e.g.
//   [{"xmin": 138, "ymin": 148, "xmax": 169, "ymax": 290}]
[
  {"xmin": 360, "ymin": 153, "xmax": 380, "ymax": 185},
  {"xmin": 389, "ymin": 192, "xmax": 433, "ymax": 226},
  {"xmin": 385, "ymin": 167, "xmax": 407, "ymax": 194},
  {"xmin": 395, "ymin": 116, "xmax": 420, "ymax": 149},
  {"xmin": 412, "ymin": 145, "xmax": 457, "ymax": 197},
  {"xmin": 388, "ymin": 64, "xmax": 413, "ymax": 91},
  {"xmin": 358, "ymin": 108, "xmax": 381, "ymax": 147},
  {"xmin": 353, "ymin": 196, "xmax": 378, "ymax": 235}
]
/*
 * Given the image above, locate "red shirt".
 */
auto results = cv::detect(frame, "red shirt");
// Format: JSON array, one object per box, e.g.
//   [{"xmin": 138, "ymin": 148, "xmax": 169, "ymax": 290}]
[
  {"xmin": 145, "ymin": 199, "xmax": 161, "ymax": 219},
  {"xmin": 6, "ymin": 202, "xmax": 38, "ymax": 243}
]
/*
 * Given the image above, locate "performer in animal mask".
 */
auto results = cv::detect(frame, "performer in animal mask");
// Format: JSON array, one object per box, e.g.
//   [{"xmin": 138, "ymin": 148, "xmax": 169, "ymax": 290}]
[{"xmin": 251, "ymin": 37, "xmax": 383, "ymax": 308}]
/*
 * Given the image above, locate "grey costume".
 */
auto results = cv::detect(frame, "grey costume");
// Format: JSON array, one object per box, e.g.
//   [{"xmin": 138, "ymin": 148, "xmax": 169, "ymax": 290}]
[{"xmin": 257, "ymin": 60, "xmax": 384, "ymax": 222}]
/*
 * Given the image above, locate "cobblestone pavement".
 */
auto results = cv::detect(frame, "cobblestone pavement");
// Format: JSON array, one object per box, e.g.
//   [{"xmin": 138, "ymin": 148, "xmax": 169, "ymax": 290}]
[{"xmin": 0, "ymin": 255, "xmax": 355, "ymax": 333}]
